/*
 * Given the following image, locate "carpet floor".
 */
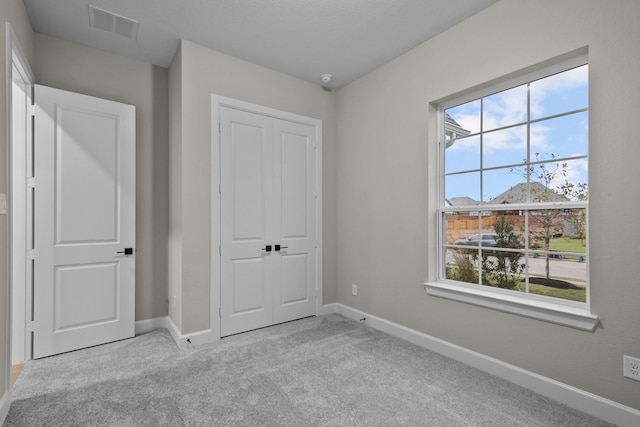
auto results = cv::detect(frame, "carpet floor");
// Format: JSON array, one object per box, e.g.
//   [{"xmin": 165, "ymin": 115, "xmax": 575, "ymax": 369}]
[{"xmin": 4, "ymin": 314, "xmax": 612, "ymax": 426}]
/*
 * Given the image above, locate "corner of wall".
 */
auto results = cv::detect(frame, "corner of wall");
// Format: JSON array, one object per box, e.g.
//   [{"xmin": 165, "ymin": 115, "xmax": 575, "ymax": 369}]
[{"xmin": 167, "ymin": 39, "xmax": 183, "ymax": 333}]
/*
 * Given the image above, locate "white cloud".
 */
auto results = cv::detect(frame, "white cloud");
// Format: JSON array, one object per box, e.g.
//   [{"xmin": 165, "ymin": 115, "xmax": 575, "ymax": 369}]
[
  {"xmin": 482, "ymin": 126, "xmax": 526, "ymax": 155},
  {"xmin": 483, "ymin": 85, "xmax": 527, "ymax": 130},
  {"xmin": 533, "ymin": 157, "xmax": 588, "ymax": 193},
  {"xmin": 530, "ymin": 65, "xmax": 588, "ymax": 117},
  {"xmin": 446, "ymin": 65, "xmax": 587, "ymax": 161},
  {"xmin": 529, "ymin": 123, "xmax": 551, "ymax": 151},
  {"xmin": 561, "ymin": 157, "xmax": 588, "ymax": 187}
]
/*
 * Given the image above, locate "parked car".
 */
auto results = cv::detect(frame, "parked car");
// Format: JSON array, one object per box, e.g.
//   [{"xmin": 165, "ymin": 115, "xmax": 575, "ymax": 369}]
[{"xmin": 454, "ymin": 233, "xmax": 521, "ymax": 251}]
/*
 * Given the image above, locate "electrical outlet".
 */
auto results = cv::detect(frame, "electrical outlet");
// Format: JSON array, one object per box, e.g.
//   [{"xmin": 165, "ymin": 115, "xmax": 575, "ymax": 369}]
[
  {"xmin": 623, "ymin": 355, "xmax": 640, "ymax": 381},
  {"xmin": 351, "ymin": 284, "xmax": 358, "ymax": 296}
]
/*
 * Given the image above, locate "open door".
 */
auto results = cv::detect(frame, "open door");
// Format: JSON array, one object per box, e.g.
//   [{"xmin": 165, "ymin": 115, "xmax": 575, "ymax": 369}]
[{"xmin": 32, "ymin": 85, "xmax": 135, "ymax": 359}]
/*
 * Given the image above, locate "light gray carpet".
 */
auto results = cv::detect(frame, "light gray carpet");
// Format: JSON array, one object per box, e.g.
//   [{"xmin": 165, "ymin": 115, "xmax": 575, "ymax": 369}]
[{"xmin": 4, "ymin": 314, "xmax": 612, "ymax": 426}]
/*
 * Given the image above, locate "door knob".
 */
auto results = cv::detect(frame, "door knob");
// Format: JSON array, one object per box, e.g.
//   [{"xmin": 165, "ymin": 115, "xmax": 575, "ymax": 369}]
[
  {"xmin": 261, "ymin": 245, "xmax": 272, "ymax": 252},
  {"xmin": 117, "ymin": 248, "xmax": 133, "ymax": 255},
  {"xmin": 275, "ymin": 245, "xmax": 288, "ymax": 251}
]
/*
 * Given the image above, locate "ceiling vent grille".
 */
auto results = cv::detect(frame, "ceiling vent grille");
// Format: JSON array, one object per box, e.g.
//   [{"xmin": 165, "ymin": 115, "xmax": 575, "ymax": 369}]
[{"xmin": 88, "ymin": 5, "xmax": 139, "ymax": 40}]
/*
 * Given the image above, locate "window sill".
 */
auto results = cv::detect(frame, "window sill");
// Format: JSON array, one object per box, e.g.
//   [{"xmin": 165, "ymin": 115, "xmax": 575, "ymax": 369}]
[{"xmin": 423, "ymin": 281, "xmax": 599, "ymax": 332}]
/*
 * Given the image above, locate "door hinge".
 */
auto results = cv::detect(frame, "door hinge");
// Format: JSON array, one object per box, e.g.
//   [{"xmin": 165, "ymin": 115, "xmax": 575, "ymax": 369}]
[
  {"xmin": 219, "ymin": 245, "xmax": 221, "ymax": 256},
  {"xmin": 27, "ymin": 104, "xmax": 36, "ymax": 117},
  {"xmin": 26, "ymin": 321, "xmax": 35, "ymax": 332},
  {"xmin": 27, "ymin": 177, "xmax": 35, "ymax": 188},
  {"xmin": 26, "ymin": 249, "xmax": 35, "ymax": 260},
  {"xmin": 219, "ymin": 123, "xmax": 221, "ymax": 133},
  {"xmin": 219, "ymin": 306, "xmax": 221, "ymax": 318},
  {"xmin": 219, "ymin": 183, "xmax": 221, "ymax": 194}
]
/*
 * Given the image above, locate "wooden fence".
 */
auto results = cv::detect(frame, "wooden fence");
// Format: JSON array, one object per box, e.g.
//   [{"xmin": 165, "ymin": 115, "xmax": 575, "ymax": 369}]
[{"xmin": 446, "ymin": 215, "xmax": 498, "ymax": 230}]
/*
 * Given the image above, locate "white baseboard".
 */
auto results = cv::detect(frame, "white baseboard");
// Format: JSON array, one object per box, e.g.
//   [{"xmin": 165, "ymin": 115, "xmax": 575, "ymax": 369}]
[
  {"xmin": 0, "ymin": 390, "xmax": 10, "ymax": 426},
  {"xmin": 135, "ymin": 317, "xmax": 169, "ymax": 335},
  {"xmin": 317, "ymin": 304, "xmax": 337, "ymax": 316},
  {"xmin": 323, "ymin": 303, "xmax": 640, "ymax": 427},
  {"xmin": 166, "ymin": 317, "xmax": 220, "ymax": 350},
  {"xmin": 136, "ymin": 316, "xmax": 220, "ymax": 350}
]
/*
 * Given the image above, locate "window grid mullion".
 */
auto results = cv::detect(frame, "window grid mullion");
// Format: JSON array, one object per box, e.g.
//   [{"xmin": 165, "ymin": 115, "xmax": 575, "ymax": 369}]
[
  {"xmin": 441, "ymin": 201, "xmax": 588, "ymax": 213},
  {"xmin": 478, "ymin": 98, "xmax": 485, "ymax": 286},
  {"xmin": 524, "ymin": 81, "xmax": 531, "ymax": 294},
  {"xmin": 445, "ymin": 107, "xmax": 588, "ymax": 146}
]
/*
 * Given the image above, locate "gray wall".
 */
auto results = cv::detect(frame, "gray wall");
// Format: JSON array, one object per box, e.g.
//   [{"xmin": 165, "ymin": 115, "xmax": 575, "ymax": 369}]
[
  {"xmin": 34, "ymin": 34, "xmax": 170, "ymax": 323},
  {"xmin": 168, "ymin": 40, "xmax": 337, "ymax": 333},
  {"xmin": 335, "ymin": 0, "xmax": 640, "ymax": 410},
  {"xmin": 0, "ymin": 0, "xmax": 34, "ymax": 406}
]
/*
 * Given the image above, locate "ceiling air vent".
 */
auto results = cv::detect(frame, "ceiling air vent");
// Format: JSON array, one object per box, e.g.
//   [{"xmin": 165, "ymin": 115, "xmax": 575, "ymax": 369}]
[{"xmin": 88, "ymin": 5, "xmax": 139, "ymax": 40}]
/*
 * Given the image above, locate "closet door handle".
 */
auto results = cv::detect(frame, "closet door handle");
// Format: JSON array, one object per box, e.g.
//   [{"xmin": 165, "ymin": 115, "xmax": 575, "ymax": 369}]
[
  {"xmin": 261, "ymin": 245, "xmax": 272, "ymax": 252},
  {"xmin": 275, "ymin": 245, "xmax": 288, "ymax": 251}
]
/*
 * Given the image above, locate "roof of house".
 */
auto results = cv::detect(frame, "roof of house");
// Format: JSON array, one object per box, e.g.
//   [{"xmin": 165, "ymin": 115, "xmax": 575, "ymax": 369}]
[
  {"xmin": 444, "ymin": 113, "xmax": 470, "ymax": 138},
  {"xmin": 447, "ymin": 196, "xmax": 480, "ymax": 206},
  {"xmin": 490, "ymin": 182, "xmax": 569, "ymax": 204}
]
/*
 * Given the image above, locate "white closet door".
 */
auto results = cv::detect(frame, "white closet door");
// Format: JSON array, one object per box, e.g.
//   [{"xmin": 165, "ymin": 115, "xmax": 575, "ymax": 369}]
[
  {"xmin": 33, "ymin": 85, "xmax": 135, "ymax": 358},
  {"xmin": 220, "ymin": 108, "xmax": 275, "ymax": 336},
  {"xmin": 272, "ymin": 118, "xmax": 316, "ymax": 324},
  {"xmin": 220, "ymin": 107, "xmax": 316, "ymax": 337}
]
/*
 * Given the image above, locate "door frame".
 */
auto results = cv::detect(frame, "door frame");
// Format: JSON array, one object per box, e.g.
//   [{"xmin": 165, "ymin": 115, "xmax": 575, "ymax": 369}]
[
  {"xmin": 6, "ymin": 22, "xmax": 35, "ymax": 369},
  {"xmin": 210, "ymin": 95, "xmax": 323, "ymax": 340}
]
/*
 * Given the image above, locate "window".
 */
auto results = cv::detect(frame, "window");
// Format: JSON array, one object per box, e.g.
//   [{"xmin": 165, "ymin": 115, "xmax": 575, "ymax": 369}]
[{"xmin": 427, "ymin": 53, "xmax": 597, "ymax": 330}]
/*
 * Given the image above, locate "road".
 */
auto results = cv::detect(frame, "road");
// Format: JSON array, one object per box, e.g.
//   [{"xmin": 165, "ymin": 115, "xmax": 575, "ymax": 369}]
[{"xmin": 525, "ymin": 255, "xmax": 586, "ymax": 282}]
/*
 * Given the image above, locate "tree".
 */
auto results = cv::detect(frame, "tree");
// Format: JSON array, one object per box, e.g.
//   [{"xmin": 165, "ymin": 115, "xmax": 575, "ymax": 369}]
[
  {"xmin": 559, "ymin": 181, "xmax": 588, "ymax": 243},
  {"xmin": 511, "ymin": 153, "xmax": 587, "ymax": 279},
  {"xmin": 482, "ymin": 216, "xmax": 525, "ymax": 289}
]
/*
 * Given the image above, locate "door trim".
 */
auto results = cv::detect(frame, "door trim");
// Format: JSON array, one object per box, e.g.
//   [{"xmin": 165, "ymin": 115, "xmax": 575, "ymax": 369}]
[
  {"xmin": 210, "ymin": 95, "xmax": 323, "ymax": 340},
  {"xmin": 6, "ymin": 22, "xmax": 35, "ymax": 369}
]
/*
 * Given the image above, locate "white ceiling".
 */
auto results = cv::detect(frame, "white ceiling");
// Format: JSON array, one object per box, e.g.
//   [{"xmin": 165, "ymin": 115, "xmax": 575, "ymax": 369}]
[{"xmin": 23, "ymin": 0, "xmax": 499, "ymax": 89}]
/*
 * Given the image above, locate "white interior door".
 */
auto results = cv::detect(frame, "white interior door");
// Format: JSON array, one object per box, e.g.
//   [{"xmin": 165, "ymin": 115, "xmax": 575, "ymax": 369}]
[
  {"xmin": 33, "ymin": 85, "xmax": 135, "ymax": 359},
  {"xmin": 220, "ymin": 107, "xmax": 316, "ymax": 337},
  {"xmin": 220, "ymin": 108, "xmax": 274, "ymax": 336},
  {"xmin": 272, "ymin": 119, "xmax": 316, "ymax": 324}
]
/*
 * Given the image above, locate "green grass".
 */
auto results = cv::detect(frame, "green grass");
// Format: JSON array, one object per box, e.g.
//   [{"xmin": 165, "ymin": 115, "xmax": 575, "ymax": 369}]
[
  {"xmin": 549, "ymin": 237, "xmax": 586, "ymax": 253},
  {"xmin": 526, "ymin": 282, "xmax": 586, "ymax": 302},
  {"xmin": 529, "ymin": 237, "xmax": 586, "ymax": 261}
]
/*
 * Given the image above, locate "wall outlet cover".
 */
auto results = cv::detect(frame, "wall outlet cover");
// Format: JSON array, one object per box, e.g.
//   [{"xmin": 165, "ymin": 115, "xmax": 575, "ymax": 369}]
[{"xmin": 623, "ymin": 355, "xmax": 640, "ymax": 381}]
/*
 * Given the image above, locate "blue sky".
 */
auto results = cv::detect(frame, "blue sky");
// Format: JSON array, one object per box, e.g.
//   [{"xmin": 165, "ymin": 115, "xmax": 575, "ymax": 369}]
[{"xmin": 444, "ymin": 65, "xmax": 588, "ymax": 203}]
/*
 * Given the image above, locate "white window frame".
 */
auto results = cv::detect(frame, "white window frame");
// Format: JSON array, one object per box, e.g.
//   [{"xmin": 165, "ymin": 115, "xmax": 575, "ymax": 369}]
[{"xmin": 424, "ymin": 50, "xmax": 599, "ymax": 331}]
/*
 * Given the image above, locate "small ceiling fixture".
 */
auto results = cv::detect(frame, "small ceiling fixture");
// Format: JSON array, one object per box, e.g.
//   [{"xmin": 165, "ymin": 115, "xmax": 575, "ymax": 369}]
[
  {"xmin": 88, "ymin": 5, "xmax": 139, "ymax": 40},
  {"xmin": 321, "ymin": 74, "xmax": 333, "ymax": 84}
]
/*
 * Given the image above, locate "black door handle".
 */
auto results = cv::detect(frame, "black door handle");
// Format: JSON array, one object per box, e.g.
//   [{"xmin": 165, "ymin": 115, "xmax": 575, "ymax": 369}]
[
  {"xmin": 261, "ymin": 245, "xmax": 272, "ymax": 252},
  {"xmin": 275, "ymin": 245, "xmax": 288, "ymax": 251},
  {"xmin": 117, "ymin": 248, "xmax": 133, "ymax": 255}
]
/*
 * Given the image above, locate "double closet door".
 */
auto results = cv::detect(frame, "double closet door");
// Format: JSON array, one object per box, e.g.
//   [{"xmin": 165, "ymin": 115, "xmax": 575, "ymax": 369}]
[{"xmin": 219, "ymin": 107, "xmax": 317, "ymax": 337}]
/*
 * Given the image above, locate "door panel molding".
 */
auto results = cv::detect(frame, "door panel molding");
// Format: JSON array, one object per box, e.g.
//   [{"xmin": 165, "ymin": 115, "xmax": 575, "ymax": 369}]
[{"xmin": 211, "ymin": 95, "xmax": 323, "ymax": 339}]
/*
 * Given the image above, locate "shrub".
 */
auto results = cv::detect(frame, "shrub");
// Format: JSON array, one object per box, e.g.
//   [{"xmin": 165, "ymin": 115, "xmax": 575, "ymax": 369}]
[{"xmin": 447, "ymin": 251, "xmax": 478, "ymax": 284}]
